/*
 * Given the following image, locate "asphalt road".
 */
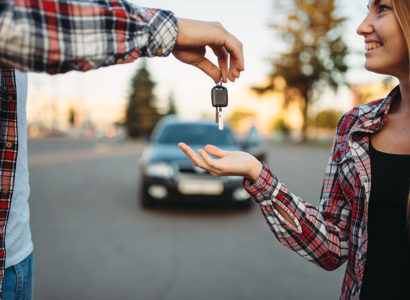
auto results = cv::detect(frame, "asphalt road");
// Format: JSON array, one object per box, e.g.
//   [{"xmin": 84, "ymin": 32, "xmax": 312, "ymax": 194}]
[{"xmin": 28, "ymin": 138, "xmax": 345, "ymax": 300}]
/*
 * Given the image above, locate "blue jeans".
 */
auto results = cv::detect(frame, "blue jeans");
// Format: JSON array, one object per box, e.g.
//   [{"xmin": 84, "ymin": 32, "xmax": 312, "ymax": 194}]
[{"xmin": 2, "ymin": 252, "xmax": 34, "ymax": 300}]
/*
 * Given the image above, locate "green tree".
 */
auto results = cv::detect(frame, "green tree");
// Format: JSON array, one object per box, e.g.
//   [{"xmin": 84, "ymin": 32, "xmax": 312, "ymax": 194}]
[
  {"xmin": 126, "ymin": 60, "xmax": 161, "ymax": 138},
  {"xmin": 166, "ymin": 91, "xmax": 178, "ymax": 115},
  {"xmin": 228, "ymin": 109, "xmax": 255, "ymax": 130},
  {"xmin": 254, "ymin": 0, "xmax": 348, "ymax": 141},
  {"xmin": 68, "ymin": 107, "xmax": 76, "ymax": 127},
  {"xmin": 309, "ymin": 109, "xmax": 343, "ymax": 129}
]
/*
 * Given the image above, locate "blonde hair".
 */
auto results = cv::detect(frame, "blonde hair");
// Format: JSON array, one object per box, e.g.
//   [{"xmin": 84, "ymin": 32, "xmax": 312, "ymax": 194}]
[
  {"xmin": 391, "ymin": 0, "xmax": 410, "ymax": 82},
  {"xmin": 391, "ymin": 1, "xmax": 410, "ymax": 233}
]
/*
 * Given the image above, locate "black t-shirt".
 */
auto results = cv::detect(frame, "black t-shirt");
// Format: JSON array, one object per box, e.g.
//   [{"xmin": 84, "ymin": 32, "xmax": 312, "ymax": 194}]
[{"xmin": 360, "ymin": 141, "xmax": 410, "ymax": 300}]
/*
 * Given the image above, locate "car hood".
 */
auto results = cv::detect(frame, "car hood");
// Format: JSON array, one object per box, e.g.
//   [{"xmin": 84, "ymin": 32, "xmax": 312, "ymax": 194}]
[{"xmin": 145, "ymin": 143, "xmax": 240, "ymax": 164}]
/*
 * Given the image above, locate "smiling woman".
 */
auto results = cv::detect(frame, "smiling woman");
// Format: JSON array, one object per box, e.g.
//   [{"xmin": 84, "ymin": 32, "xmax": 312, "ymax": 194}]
[
  {"xmin": 178, "ymin": 0, "xmax": 410, "ymax": 299},
  {"xmin": 357, "ymin": 0, "xmax": 409, "ymax": 79}
]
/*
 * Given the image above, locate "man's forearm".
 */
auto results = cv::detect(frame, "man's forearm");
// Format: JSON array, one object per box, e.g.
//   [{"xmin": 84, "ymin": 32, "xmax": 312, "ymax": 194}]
[{"xmin": 0, "ymin": 0, "xmax": 177, "ymax": 73}]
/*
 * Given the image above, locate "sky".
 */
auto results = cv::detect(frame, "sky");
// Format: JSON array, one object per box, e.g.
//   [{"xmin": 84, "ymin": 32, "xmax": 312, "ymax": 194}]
[{"xmin": 27, "ymin": 0, "xmax": 389, "ymax": 122}]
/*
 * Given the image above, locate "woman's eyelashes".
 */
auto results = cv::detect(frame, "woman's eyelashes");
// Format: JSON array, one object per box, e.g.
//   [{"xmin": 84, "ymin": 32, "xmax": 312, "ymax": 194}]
[{"xmin": 378, "ymin": 5, "xmax": 390, "ymax": 14}]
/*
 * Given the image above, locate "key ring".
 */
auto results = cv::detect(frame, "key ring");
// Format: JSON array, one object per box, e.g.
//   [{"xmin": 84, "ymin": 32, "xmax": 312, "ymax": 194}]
[{"xmin": 219, "ymin": 71, "xmax": 223, "ymax": 86}]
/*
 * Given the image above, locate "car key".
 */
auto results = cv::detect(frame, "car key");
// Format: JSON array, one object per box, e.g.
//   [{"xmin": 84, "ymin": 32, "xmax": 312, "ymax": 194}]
[{"xmin": 211, "ymin": 79, "xmax": 228, "ymax": 130}]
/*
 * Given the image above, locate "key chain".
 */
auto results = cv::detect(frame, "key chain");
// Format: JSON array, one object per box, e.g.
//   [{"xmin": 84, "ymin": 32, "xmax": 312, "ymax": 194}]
[{"xmin": 211, "ymin": 76, "xmax": 228, "ymax": 130}]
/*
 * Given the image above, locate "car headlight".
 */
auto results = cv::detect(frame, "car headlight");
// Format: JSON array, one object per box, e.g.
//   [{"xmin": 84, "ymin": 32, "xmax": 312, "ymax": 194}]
[{"xmin": 145, "ymin": 162, "xmax": 174, "ymax": 179}]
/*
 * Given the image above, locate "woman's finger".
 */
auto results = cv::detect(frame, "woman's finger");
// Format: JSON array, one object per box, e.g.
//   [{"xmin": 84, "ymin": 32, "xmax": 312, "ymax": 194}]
[
  {"xmin": 178, "ymin": 143, "xmax": 208, "ymax": 169},
  {"xmin": 198, "ymin": 148, "xmax": 223, "ymax": 173},
  {"xmin": 204, "ymin": 144, "xmax": 229, "ymax": 158}
]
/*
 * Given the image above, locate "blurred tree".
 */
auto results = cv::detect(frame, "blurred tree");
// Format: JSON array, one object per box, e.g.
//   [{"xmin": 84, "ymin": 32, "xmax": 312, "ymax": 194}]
[
  {"xmin": 68, "ymin": 107, "xmax": 76, "ymax": 127},
  {"xmin": 308, "ymin": 109, "xmax": 343, "ymax": 129},
  {"xmin": 271, "ymin": 117, "xmax": 290, "ymax": 134},
  {"xmin": 126, "ymin": 60, "xmax": 161, "ymax": 138},
  {"xmin": 253, "ymin": 0, "xmax": 348, "ymax": 141},
  {"xmin": 229, "ymin": 109, "xmax": 255, "ymax": 131},
  {"xmin": 166, "ymin": 91, "xmax": 178, "ymax": 115},
  {"xmin": 350, "ymin": 77, "xmax": 396, "ymax": 106}
]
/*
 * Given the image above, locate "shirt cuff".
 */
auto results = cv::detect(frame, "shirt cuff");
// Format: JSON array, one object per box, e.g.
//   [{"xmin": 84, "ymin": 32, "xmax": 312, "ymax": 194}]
[
  {"xmin": 242, "ymin": 162, "xmax": 280, "ymax": 203},
  {"xmin": 146, "ymin": 9, "xmax": 178, "ymax": 57}
]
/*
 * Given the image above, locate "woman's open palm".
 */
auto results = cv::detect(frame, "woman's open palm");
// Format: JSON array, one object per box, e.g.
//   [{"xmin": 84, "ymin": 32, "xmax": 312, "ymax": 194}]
[{"xmin": 178, "ymin": 143, "xmax": 263, "ymax": 182}]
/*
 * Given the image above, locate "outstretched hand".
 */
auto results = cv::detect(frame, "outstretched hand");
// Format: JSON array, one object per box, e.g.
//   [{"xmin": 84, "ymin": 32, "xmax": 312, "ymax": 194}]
[
  {"xmin": 172, "ymin": 18, "xmax": 244, "ymax": 83},
  {"xmin": 178, "ymin": 143, "xmax": 263, "ymax": 183}
]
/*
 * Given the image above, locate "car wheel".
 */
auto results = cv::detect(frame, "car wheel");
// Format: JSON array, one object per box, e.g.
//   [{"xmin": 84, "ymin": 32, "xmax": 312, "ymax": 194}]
[
  {"xmin": 141, "ymin": 193, "xmax": 157, "ymax": 209},
  {"xmin": 139, "ymin": 183, "xmax": 157, "ymax": 209}
]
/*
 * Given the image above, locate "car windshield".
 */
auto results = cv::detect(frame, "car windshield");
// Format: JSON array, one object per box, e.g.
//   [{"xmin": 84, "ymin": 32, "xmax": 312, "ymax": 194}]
[{"xmin": 156, "ymin": 123, "xmax": 238, "ymax": 146}]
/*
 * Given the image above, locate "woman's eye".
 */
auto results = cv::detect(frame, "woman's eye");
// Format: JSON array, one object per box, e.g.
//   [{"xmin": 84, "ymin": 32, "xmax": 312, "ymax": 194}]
[{"xmin": 378, "ymin": 5, "xmax": 389, "ymax": 13}]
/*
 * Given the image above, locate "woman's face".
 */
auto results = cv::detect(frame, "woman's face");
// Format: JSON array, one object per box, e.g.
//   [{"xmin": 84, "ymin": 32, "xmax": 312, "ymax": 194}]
[{"xmin": 357, "ymin": 0, "xmax": 409, "ymax": 79}]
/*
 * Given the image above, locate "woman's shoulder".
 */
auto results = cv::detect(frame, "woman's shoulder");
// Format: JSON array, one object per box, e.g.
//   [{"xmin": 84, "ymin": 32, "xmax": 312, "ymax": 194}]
[{"xmin": 331, "ymin": 98, "xmax": 386, "ymax": 152}]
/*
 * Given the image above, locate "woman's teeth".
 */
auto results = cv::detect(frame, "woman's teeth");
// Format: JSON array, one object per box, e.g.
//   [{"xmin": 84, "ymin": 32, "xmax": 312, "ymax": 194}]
[{"xmin": 365, "ymin": 42, "xmax": 382, "ymax": 50}]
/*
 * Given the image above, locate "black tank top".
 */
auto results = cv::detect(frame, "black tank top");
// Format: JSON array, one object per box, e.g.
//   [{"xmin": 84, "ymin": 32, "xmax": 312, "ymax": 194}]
[{"xmin": 360, "ymin": 141, "xmax": 410, "ymax": 300}]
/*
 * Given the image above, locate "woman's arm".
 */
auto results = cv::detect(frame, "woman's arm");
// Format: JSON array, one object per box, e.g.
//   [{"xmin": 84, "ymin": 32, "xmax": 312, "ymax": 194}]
[
  {"xmin": 178, "ymin": 141, "xmax": 350, "ymax": 270},
  {"xmin": 178, "ymin": 142, "xmax": 297, "ymax": 226}
]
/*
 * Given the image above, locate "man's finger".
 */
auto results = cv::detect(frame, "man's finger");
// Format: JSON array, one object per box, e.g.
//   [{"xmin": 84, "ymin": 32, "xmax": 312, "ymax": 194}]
[
  {"xmin": 195, "ymin": 58, "xmax": 221, "ymax": 83},
  {"xmin": 210, "ymin": 46, "xmax": 228, "ymax": 83},
  {"xmin": 225, "ymin": 35, "xmax": 244, "ymax": 71}
]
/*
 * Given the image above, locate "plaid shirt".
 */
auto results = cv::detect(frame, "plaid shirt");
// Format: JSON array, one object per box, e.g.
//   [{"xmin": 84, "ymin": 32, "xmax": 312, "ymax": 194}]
[
  {"xmin": 244, "ymin": 86, "xmax": 400, "ymax": 300},
  {"xmin": 0, "ymin": 0, "xmax": 177, "ymax": 293}
]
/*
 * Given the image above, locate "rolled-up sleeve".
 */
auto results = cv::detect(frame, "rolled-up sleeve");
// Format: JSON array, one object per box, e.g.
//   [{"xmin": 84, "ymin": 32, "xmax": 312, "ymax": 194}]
[
  {"xmin": 0, "ymin": 0, "xmax": 178, "ymax": 74},
  {"xmin": 243, "ymin": 151, "xmax": 351, "ymax": 271}
]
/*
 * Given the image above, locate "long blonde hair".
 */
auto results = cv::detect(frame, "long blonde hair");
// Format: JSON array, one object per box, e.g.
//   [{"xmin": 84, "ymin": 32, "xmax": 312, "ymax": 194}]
[
  {"xmin": 391, "ymin": 0, "xmax": 410, "ymax": 82},
  {"xmin": 391, "ymin": 0, "xmax": 410, "ymax": 233}
]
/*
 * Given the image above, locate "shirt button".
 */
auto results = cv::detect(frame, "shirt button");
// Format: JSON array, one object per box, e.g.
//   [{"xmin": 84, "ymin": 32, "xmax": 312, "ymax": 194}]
[
  {"xmin": 116, "ymin": 58, "xmax": 124, "ymax": 64},
  {"xmin": 5, "ymin": 142, "xmax": 13, "ymax": 149},
  {"xmin": 156, "ymin": 47, "xmax": 163, "ymax": 56},
  {"xmin": 7, "ymin": 95, "xmax": 14, "ymax": 101},
  {"xmin": 1, "ymin": 189, "xmax": 8, "ymax": 195}
]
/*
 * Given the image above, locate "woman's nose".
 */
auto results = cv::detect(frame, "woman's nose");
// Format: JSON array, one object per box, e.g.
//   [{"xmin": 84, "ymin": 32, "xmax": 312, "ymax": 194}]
[{"xmin": 357, "ymin": 15, "xmax": 374, "ymax": 37}]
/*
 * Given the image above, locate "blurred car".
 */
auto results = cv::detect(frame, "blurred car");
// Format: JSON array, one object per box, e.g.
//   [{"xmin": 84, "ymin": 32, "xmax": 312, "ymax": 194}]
[
  {"xmin": 139, "ymin": 116, "xmax": 251, "ymax": 208},
  {"xmin": 241, "ymin": 125, "xmax": 268, "ymax": 162}
]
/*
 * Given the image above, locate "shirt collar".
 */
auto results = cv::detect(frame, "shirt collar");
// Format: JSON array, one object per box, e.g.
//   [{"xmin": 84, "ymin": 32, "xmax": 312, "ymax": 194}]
[
  {"xmin": 370, "ymin": 84, "xmax": 400, "ymax": 119},
  {"xmin": 352, "ymin": 85, "xmax": 400, "ymax": 134}
]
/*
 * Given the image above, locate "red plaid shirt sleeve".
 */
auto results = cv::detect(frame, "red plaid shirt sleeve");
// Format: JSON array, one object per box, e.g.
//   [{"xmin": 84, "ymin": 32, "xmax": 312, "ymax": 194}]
[
  {"xmin": 241, "ymin": 86, "xmax": 400, "ymax": 300},
  {"xmin": 0, "ymin": 0, "xmax": 177, "ymax": 74},
  {"xmin": 243, "ymin": 143, "xmax": 351, "ymax": 271}
]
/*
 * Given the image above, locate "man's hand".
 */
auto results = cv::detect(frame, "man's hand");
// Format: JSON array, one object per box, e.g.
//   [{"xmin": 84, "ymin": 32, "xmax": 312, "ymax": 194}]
[
  {"xmin": 172, "ymin": 18, "xmax": 244, "ymax": 83},
  {"xmin": 178, "ymin": 143, "xmax": 262, "ymax": 183}
]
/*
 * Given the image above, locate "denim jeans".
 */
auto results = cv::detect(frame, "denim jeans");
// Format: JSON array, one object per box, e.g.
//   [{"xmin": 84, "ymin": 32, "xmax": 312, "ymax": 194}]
[{"xmin": 2, "ymin": 252, "xmax": 34, "ymax": 300}]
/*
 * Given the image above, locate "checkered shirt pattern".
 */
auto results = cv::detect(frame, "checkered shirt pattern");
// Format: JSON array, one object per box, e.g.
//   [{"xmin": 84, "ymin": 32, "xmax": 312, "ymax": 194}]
[
  {"xmin": 0, "ymin": 0, "xmax": 177, "ymax": 295},
  {"xmin": 0, "ymin": 0, "xmax": 177, "ymax": 73},
  {"xmin": 243, "ymin": 86, "xmax": 400, "ymax": 300},
  {"xmin": 0, "ymin": 65, "xmax": 18, "ymax": 297}
]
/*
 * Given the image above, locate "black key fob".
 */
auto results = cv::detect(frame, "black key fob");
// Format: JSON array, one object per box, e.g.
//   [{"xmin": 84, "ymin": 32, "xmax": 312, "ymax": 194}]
[{"xmin": 211, "ymin": 85, "xmax": 228, "ymax": 107}]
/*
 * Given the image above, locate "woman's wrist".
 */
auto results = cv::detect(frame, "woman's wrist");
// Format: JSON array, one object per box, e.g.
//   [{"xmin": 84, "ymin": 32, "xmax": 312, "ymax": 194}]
[{"xmin": 246, "ymin": 161, "xmax": 263, "ymax": 184}]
